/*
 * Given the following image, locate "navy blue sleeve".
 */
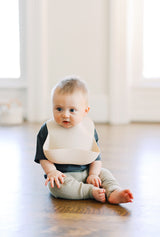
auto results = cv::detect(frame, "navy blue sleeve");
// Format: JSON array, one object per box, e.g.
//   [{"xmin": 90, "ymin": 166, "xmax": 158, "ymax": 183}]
[
  {"xmin": 34, "ymin": 123, "xmax": 48, "ymax": 163},
  {"xmin": 94, "ymin": 129, "xmax": 102, "ymax": 161}
]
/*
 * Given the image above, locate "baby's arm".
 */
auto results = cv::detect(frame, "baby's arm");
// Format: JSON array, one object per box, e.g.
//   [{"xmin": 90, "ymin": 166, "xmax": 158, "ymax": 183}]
[
  {"xmin": 86, "ymin": 160, "xmax": 102, "ymax": 187},
  {"xmin": 40, "ymin": 160, "xmax": 66, "ymax": 188}
]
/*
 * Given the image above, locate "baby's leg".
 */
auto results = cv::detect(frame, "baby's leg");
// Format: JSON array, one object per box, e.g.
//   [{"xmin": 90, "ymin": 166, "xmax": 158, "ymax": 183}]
[
  {"xmin": 99, "ymin": 168, "xmax": 121, "ymax": 198},
  {"xmin": 48, "ymin": 172, "xmax": 106, "ymax": 202},
  {"xmin": 48, "ymin": 174, "xmax": 93, "ymax": 200},
  {"xmin": 99, "ymin": 168, "xmax": 133, "ymax": 204}
]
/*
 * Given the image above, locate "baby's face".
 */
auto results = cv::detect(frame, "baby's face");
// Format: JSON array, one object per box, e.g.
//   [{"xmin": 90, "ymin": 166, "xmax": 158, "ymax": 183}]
[{"xmin": 53, "ymin": 90, "xmax": 89, "ymax": 128}]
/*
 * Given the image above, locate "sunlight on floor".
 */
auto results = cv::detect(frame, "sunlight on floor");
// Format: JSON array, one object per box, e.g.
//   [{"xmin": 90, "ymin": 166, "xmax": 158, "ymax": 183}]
[
  {"xmin": 0, "ymin": 140, "xmax": 24, "ymax": 230},
  {"xmin": 0, "ymin": 141, "xmax": 21, "ymax": 193},
  {"xmin": 138, "ymin": 151, "xmax": 159, "ymax": 196}
]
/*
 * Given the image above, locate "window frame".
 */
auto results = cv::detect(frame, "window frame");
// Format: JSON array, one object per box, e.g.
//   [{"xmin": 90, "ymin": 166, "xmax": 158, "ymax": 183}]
[
  {"xmin": 0, "ymin": 0, "xmax": 27, "ymax": 89},
  {"xmin": 129, "ymin": 0, "xmax": 160, "ymax": 88}
]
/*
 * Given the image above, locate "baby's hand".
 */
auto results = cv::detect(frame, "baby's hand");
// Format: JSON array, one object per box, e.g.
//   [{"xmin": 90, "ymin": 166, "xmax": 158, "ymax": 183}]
[
  {"xmin": 45, "ymin": 169, "xmax": 66, "ymax": 188},
  {"xmin": 86, "ymin": 174, "xmax": 101, "ymax": 187}
]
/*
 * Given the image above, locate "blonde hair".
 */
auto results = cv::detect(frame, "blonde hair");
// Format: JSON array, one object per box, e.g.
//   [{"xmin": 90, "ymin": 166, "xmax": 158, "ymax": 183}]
[{"xmin": 51, "ymin": 76, "xmax": 88, "ymax": 103}]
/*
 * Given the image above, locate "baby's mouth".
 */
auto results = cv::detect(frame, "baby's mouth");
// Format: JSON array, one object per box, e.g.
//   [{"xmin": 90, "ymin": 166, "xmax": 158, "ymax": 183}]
[{"xmin": 63, "ymin": 120, "xmax": 70, "ymax": 124}]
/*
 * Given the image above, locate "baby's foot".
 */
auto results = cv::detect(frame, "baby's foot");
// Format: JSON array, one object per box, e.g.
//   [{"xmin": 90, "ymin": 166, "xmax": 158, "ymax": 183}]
[
  {"xmin": 108, "ymin": 189, "xmax": 133, "ymax": 204},
  {"xmin": 92, "ymin": 187, "xmax": 106, "ymax": 203}
]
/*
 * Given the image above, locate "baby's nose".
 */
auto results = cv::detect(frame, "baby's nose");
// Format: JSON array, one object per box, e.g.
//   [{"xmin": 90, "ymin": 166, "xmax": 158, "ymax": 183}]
[{"xmin": 63, "ymin": 110, "xmax": 70, "ymax": 118}]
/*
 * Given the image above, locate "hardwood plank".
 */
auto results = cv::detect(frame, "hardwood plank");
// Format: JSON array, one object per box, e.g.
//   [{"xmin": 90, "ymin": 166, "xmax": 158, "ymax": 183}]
[{"xmin": 0, "ymin": 122, "xmax": 160, "ymax": 236}]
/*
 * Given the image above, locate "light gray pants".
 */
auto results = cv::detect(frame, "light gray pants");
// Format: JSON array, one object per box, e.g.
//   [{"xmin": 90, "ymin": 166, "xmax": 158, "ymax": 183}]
[{"xmin": 48, "ymin": 168, "xmax": 120, "ymax": 200}]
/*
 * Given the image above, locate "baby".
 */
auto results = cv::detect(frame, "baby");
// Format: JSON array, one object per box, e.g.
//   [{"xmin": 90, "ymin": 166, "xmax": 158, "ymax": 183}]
[{"xmin": 35, "ymin": 77, "xmax": 133, "ymax": 204}]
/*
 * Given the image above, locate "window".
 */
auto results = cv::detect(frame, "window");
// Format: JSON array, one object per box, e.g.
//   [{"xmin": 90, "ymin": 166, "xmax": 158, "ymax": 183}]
[
  {"xmin": 0, "ymin": 0, "xmax": 20, "ymax": 78},
  {"xmin": 143, "ymin": 0, "xmax": 160, "ymax": 79}
]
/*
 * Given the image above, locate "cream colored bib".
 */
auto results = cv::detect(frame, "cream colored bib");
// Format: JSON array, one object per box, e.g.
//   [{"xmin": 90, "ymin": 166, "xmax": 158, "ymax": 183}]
[{"xmin": 43, "ymin": 117, "xmax": 100, "ymax": 165}]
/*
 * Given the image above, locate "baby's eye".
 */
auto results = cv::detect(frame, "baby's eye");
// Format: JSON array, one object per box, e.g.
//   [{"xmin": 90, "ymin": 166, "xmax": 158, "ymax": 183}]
[
  {"xmin": 70, "ymin": 108, "xmax": 76, "ymax": 113},
  {"xmin": 56, "ymin": 107, "xmax": 62, "ymax": 112}
]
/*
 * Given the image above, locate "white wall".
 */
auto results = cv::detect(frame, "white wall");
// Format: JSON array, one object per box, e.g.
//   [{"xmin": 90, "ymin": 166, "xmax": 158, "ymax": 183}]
[
  {"xmin": 0, "ymin": 0, "xmax": 109, "ymax": 123},
  {"xmin": 47, "ymin": 0, "xmax": 109, "ymax": 122},
  {"xmin": 1, "ymin": 0, "xmax": 160, "ymax": 124}
]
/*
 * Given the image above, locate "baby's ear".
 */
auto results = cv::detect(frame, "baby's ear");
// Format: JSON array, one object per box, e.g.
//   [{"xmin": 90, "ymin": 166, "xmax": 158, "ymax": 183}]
[{"xmin": 85, "ymin": 106, "xmax": 90, "ymax": 114}]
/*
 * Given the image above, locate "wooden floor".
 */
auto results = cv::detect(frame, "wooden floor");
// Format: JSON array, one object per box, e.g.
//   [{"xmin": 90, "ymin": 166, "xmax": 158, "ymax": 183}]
[{"xmin": 0, "ymin": 122, "xmax": 160, "ymax": 236}]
